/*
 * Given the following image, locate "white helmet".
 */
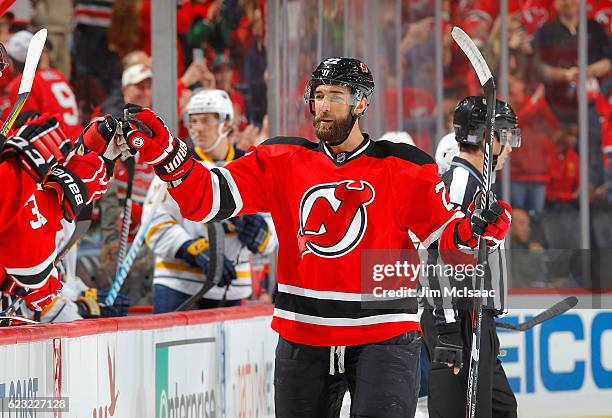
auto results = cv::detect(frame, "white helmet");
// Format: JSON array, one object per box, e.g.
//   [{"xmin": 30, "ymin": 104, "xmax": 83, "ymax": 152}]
[
  {"xmin": 186, "ymin": 89, "xmax": 234, "ymax": 152},
  {"xmin": 435, "ymin": 133, "xmax": 460, "ymax": 175},
  {"xmin": 377, "ymin": 131, "xmax": 415, "ymax": 146}
]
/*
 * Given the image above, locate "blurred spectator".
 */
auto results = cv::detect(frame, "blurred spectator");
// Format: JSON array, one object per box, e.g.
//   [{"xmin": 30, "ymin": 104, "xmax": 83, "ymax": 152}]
[
  {"xmin": 30, "ymin": 0, "xmax": 73, "ymax": 77},
  {"xmin": 98, "ymin": 62, "xmax": 152, "ymax": 119},
  {"xmin": 244, "ymin": 7, "xmax": 266, "ymax": 126},
  {"xmin": 71, "ymin": 0, "xmax": 120, "ymax": 121},
  {"xmin": 533, "ymin": 0, "xmax": 611, "ymax": 122},
  {"xmin": 534, "ymin": 0, "xmax": 611, "ymax": 191},
  {"xmin": 482, "ymin": 13, "xmax": 534, "ymax": 83},
  {"xmin": 546, "ymin": 122, "xmax": 579, "ymax": 206},
  {"xmin": 4, "ymin": 31, "xmax": 81, "ymax": 139},
  {"xmin": 212, "ymin": 53, "xmax": 246, "ymax": 129},
  {"xmin": 110, "ymin": 0, "xmax": 193, "ymax": 75},
  {"xmin": 509, "ymin": 76, "xmax": 559, "ymax": 215},
  {"xmin": 510, "ymin": 208, "xmax": 549, "ymax": 287},
  {"xmin": 462, "ymin": 0, "xmax": 555, "ymax": 43},
  {"xmin": 589, "ymin": 0, "xmax": 612, "ymax": 35}
]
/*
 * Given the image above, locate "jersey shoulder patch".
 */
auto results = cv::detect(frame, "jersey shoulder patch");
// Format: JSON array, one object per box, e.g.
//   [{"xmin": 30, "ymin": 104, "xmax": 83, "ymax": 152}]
[{"xmin": 367, "ymin": 140, "xmax": 435, "ymax": 166}]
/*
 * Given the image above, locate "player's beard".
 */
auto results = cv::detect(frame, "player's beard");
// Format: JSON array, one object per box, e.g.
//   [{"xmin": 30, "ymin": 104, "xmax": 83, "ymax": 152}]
[{"xmin": 313, "ymin": 112, "xmax": 354, "ymax": 146}]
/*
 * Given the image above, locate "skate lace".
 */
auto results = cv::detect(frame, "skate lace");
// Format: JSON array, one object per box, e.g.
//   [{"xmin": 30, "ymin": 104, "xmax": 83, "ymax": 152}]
[{"xmin": 329, "ymin": 345, "xmax": 346, "ymax": 375}]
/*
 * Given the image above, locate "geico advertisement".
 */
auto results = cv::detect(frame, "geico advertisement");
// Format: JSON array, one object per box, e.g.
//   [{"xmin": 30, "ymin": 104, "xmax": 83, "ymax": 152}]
[
  {"xmin": 224, "ymin": 318, "xmax": 276, "ymax": 418},
  {"xmin": 155, "ymin": 328, "xmax": 220, "ymax": 418},
  {"xmin": 498, "ymin": 310, "xmax": 612, "ymax": 417}
]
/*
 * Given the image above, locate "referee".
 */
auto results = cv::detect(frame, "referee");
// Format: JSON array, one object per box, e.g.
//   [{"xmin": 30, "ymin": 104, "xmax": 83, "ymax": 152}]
[{"xmin": 421, "ymin": 96, "xmax": 521, "ymax": 418}]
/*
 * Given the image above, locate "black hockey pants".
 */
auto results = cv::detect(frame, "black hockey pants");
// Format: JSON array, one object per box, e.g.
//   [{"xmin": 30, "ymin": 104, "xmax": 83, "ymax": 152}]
[
  {"xmin": 421, "ymin": 308, "xmax": 518, "ymax": 418},
  {"xmin": 274, "ymin": 330, "xmax": 421, "ymax": 418}
]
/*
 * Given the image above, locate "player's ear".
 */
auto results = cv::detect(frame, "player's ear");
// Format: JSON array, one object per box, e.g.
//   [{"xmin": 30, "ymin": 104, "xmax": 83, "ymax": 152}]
[{"xmin": 354, "ymin": 97, "xmax": 368, "ymax": 117}]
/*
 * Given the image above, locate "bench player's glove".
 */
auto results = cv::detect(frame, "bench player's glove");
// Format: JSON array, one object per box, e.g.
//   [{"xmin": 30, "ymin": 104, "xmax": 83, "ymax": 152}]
[
  {"xmin": 228, "ymin": 215, "xmax": 271, "ymax": 254},
  {"xmin": 117, "ymin": 104, "xmax": 195, "ymax": 185},
  {"xmin": 176, "ymin": 238, "xmax": 237, "ymax": 287},
  {"xmin": 0, "ymin": 269, "xmax": 63, "ymax": 312},
  {"xmin": 78, "ymin": 114, "xmax": 123, "ymax": 172},
  {"xmin": 44, "ymin": 152, "xmax": 109, "ymax": 221},
  {"xmin": 455, "ymin": 192, "xmax": 512, "ymax": 250},
  {"xmin": 433, "ymin": 322, "xmax": 464, "ymax": 375},
  {"xmin": 0, "ymin": 114, "xmax": 72, "ymax": 183}
]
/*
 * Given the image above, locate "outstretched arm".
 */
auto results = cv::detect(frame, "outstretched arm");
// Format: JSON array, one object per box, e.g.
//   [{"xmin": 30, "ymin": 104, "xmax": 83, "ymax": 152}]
[{"xmin": 116, "ymin": 105, "xmax": 272, "ymax": 222}]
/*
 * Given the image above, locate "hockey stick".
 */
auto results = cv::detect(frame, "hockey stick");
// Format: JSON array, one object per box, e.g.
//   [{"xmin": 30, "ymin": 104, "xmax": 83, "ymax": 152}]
[
  {"xmin": 496, "ymin": 296, "xmax": 578, "ymax": 331},
  {"xmin": 451, "ymin": 26, "xmax": 496, "ymax": 418},
  {"xmin": 0, "ymin": 28, "xmax": 47, "ymax": 150},
  {"xmin": 104, "ymin": 181, "xmax": 166, "ymax": 306},
  {"xmin": 117, "ymin": 155, "xmax": 135, "ymax": 269},
  {"xmin": 176, "ymin": 222, "xmax": 225, "ymax": 311}
]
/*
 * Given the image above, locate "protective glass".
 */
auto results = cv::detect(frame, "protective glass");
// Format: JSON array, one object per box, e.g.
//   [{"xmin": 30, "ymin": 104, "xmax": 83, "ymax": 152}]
[{"xmin": 499, "ymin": 127, "xmax": 522, "ymax": 148}]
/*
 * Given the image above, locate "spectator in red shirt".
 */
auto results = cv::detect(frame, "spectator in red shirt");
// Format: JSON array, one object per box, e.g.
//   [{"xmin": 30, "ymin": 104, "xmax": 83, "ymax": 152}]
[
  {"xmin": 5, "ymin": 31, "xmax": 82, "ymax": 139},
  {"xmin": 509, "ymin": 75, "xmax": 559, "ymax": 215},
  {"xmin": 546, "ymin": 122, "xmax": 580, "ymax": 205}
]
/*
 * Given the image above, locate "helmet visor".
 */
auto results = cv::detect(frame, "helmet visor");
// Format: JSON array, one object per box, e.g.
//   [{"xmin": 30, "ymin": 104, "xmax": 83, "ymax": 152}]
[{"xmin": 499, "ymin": 127, "xmax": 521, "ymax": 148}]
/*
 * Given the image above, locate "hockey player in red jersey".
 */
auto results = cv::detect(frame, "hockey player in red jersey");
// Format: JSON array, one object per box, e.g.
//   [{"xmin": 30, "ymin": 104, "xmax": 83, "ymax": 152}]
[
  {"xmin": 115, "ymin": 57, "xmax": 513, "ymax": 417},
  {"xmin": 0, "ymin": 114, "xmax": 113, "ymax": 313}
]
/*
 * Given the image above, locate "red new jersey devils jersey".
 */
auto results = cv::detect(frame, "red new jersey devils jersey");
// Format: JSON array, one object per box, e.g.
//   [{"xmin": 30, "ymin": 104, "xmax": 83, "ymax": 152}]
[
  {"xmin": 0, "ymin": 159, "xmax": 63, "ymax": 288},
  {"xmin": 5, "ymin": 69, "xmax": 81, "ymax": 140},
  {"xmin": 169, "ymin": 136, "xmax": 463, "ymax": 346}
]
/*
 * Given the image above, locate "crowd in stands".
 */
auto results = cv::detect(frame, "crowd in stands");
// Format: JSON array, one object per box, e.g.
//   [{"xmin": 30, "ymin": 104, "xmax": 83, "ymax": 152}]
[{"xmin": 0, "ymin": 0, "xmax": 610, "ymax": 319}]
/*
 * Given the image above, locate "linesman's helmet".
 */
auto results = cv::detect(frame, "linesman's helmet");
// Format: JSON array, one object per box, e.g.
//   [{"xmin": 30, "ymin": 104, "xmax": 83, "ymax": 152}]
[
  {"xmin": 453, "ymin": 96, "xmax": 521, "ymax": 148},
  {"xmin": 304, "ymin": 57, "xmax": 374, "ymax": 116}
]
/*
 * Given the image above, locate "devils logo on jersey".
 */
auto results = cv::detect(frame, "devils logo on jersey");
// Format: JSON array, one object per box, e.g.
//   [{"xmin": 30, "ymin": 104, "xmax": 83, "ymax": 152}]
[{"xmin": 297, "ymin": 180, "xmax": 375, "ymax": 258}]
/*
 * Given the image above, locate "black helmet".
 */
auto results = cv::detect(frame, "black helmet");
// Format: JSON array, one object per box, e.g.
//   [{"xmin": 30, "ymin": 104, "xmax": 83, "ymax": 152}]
[
  {"xmin": 304, "ymin": 57, "xmax": 374, "ymax": 115},
  {"xmin": 453, "ymin": 96, "xmax": 521, "ymax": 147}
]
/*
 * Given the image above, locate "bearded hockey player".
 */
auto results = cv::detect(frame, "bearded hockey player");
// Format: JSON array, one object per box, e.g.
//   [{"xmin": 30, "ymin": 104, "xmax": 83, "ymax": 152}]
[
  {"xmin": 421, "ymin": 96, "xmax": 521, "ymax": 418},
  {"xmin": 116, "ymin": 57, "xmax": 513, "ymax": 417},
  {"xmin": 146, "ymin": 89, "xmax": 276, "ymax": 313}
]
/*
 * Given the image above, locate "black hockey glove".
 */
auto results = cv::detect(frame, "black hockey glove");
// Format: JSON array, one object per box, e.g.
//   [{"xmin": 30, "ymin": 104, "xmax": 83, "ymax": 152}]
[
  {"xmin": 43, "ymin": 165, "xmax": 88, "ymax": 221},
  {"xmin": 433, "ymin": 322, "xmax": 464, "ymax": 375},
  {"xmin": 1, "ymin": 115, "xmax": 71, "ymax": 183},
  {"xmin": 229, "ymin": 215, "xmax": 270, "ymax": 254},
  {"xmin": 176, "ymin": 238, "xmax": 237, "ymax": 287}
]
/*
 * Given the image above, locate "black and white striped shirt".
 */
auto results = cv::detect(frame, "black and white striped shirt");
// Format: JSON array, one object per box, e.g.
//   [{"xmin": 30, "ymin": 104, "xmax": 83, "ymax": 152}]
[{"xmin": 420, "ymin": 156, "xmax": 508, "ymax": 325}]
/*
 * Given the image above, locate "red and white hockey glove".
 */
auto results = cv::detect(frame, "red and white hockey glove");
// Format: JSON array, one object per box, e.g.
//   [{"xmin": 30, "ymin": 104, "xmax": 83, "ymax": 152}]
[
  {"xmin": 0, "ymin": 270, "xmax": 63, "ymax": 312},
  {"xmin": 118, "ymin": 104, "xmax": 195, "ymax": 184},
  {"xmin": 455, "ymin": 194, "xmax": 512, "ymax": 250},
  {"xmin": 0, "ymin": 114, "xmax": 73, "ymax": 183},
  {"xmin": 44, "ymin": 152, "xmax": 109, "ymax": 221},
  {"xmin": 79, "ymin": 114, "xmax": 126, "ymax": 171}
]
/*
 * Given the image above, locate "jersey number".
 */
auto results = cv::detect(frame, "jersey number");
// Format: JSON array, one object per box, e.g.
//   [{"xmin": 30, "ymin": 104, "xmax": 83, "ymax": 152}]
[
  {"xmin": 50, "ymin": 82, "xmax": 79, "ymax": 126},
  {"xmin": 435, "ymin": 182, "xmax": 454, "ymax": 212},
  {"xmin": 26, "ymin": 195, "xmax": 48, "ymax": 230}
]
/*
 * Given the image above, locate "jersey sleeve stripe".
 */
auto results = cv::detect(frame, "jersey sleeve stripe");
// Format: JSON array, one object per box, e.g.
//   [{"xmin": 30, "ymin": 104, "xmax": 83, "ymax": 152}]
[
  {"xmin": 200, "ymin": 168, "xmax": 222, "ymax": 223},
  {"xmin": 207, "ymin": 168, "xmax": 239, "ymax": 222},
  {"xmin": 9, "ymin": 264, "xmax": 56, "ymax": 288},
  {"xmin": 4, "ymin": 249, "xmax": 58, "ymax": 276},
  {"xmin": 215, "ymin": 167, "xmax": 243, "ymax": 218},
  {"xmin": 421, "ymin": 211, "xmax": 464, "ymax": 248}
]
